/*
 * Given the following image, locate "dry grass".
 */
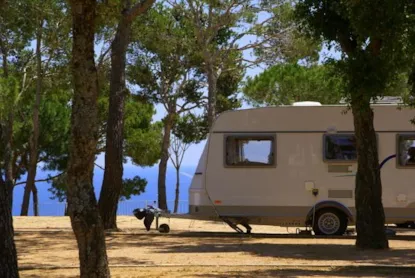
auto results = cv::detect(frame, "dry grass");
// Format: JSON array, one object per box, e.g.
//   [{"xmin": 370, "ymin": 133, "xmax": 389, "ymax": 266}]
[{"xmin": 13, "ymin": 216, "xmax": 415, "ymax": 277}]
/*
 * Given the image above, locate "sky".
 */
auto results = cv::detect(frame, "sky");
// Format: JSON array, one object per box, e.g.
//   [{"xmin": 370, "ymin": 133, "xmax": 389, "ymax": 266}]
[
  {"xmin": 97, "ymin": 11, "xmax": 273, "ymax": 168},
  {"xmin": 29, "ymin": 7, "xmax": 340, "ymax": 169},
  {"xmin": 129, "ymin": 46, "xmax": 341, "ymax": 168},
  {"xmin": 94, "ymin": 37, "xmax": 341, "ymax": 169}
]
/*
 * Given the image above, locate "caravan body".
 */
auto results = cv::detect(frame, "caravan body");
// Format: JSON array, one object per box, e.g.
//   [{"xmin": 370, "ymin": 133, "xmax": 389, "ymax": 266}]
[{"xmin": 188, "ymin": 102, "xmax": 415, "ymax": 235}]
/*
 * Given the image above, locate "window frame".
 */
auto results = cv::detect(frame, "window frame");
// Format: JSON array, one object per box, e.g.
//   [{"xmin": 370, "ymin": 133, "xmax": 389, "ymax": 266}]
[
  {"xmin": 322, "ymin": 133, "xmax": 358, "ymax": 163},
  {"xmin": 396, "ymin": 133, "xmax": 415, "ymax": 169},
  {"xmin": 223, "ymin": 133, "xmax": 277, "ymax": 168}
]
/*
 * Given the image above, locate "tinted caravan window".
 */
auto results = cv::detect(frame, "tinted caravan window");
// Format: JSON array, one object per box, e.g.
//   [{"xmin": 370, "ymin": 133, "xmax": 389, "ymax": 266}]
[
  {"xmin": 225, "ymin": 135, "xmax": 275, "ymax": 166},
  {"xmin": 397, "ymin": 134, "xmax": 415, "ymax": 167},
  {"xmin": 324, "ymin": 134, "xmax": 357, "ymax": 161}
]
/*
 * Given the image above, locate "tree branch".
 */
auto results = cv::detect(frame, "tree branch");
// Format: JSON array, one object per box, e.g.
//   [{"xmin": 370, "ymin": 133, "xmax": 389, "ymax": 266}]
[
  {"xmin": 177, "ymin": 103, "xmax": 200, "ymax": 113},
  {"xmin": 125, "ymin": 0, "xmax": 156, "ymax": 22},
  {"xmin": 210, "ymin": 0, "xmax": 240, "ymax": 33},
  {"xmin": 15, "ymin": 172, "xmax": 65, "ymax": 186},
  {"xmin": 97, "ymin": 43, "xmax": 112, "ymax": 69},
  {"xmin": 178, "ymin": 142, "xmax": 190, "ymax": 166},
  {"xmin": 94, "ymin": 162, "xmax": 105, "ymax": 170}
]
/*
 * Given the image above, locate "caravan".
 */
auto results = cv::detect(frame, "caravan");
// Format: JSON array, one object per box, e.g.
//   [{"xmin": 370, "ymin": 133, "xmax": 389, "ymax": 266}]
[{"xmin": 188, "ymin": 101, "xmax": 415, "ymax": 235}]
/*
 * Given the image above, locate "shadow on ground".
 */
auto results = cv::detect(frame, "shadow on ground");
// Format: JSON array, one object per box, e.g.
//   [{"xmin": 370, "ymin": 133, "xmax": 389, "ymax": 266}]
[
  {"xmin": 15, "ymin": 231, "xmax": 415, "ymax": 271},
  {"xmin": 19, "ymin": 265, "xmax": 415, "ymax": 278},
  {"xmin": 185, "ymin": 266, "xmax": 415, "ymax": 278},
  {"xmin": 154, "ymin": 240, "xmax": 415, "ymax": 266}
]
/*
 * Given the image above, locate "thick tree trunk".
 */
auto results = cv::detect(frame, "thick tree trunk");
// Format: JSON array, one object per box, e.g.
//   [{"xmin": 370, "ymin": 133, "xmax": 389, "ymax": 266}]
[
  {"xmin": 67, "ymin": 1, "xmax": 110, "ymax": 277},
  {"xmin": 0, "ymin": 36, "xmax": 19, "ymax": 278},
  {"xmin": 98, "ymin": 13, "xmax": 131, "ymax": 231},
  {"xmin": 4, "ymin": 113, "xmax": 14, "ymax": 209},
  {"xmin": 0, "ymin": 179, "xmax": 19, "ymax": 278},
  {"xmin": 32, "ymin": 185, "xmax": 39, "ymax": 216},
  {"xmin": 98, "ymin": 0, "xmax": 155, "ymax": 229},
  {"xmin": 173, "ymin": 167, "xmax": 180, "ymax": 213},
  {"xmin": 21, "ymin": 19, "xmax": 43, "ymax": 216},
  {"xmin": 157, "ymin": 114, "xmax": 174, "ymax": 210},
  {"xmin": 2, "ymin": 46, "xmax": 15, "ymax": 209},
  {"xmin": 409, "ymin": 64, "xmax": 415, "ymax": 97},
  {"xmin": 206, "ymin": 64, "xmax": 218, "ymax": 129},
  {"xmin": 351, "ymin": 96, "xmax": 389, "ymax": 249}
]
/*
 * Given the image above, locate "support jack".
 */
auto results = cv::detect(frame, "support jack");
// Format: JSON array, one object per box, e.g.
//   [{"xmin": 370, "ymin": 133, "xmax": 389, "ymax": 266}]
[{"xmin": 221, "ymin": 217, "xmax": 252, "ymax": 234}]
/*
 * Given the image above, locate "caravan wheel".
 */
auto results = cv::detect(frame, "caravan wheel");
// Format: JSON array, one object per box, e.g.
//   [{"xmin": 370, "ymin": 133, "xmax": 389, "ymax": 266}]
[{"xmin": 313, "ymin": 208, "xmax": 347, "ymax": 236}]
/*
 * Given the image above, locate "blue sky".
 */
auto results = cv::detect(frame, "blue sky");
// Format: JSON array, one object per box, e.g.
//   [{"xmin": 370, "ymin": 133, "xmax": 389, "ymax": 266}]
[
  {"xmin": 94, "ymin": 39, "xmax": 341, "ymax": 169},
  {"xmin": 134, "ymin": 44, "xmax": 340, "ymax": 167},
  {"xmin": 29, "ymin": 9, "xmax": 340, "ymax": 169}
]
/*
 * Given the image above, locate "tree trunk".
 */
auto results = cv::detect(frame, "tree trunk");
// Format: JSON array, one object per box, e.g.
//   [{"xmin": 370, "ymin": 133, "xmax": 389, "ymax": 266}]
[
  {"xmin": 4, "ymin": 113, "xmax": 14, "ymax": 209},
  {"xmin": 0, "ymin": 36, "xmax": 19, "ymax": 278},
  {"xmin": 173, "ymin": 167, "xmax": 180, "ymax": 213},
  {"xmin": 0, "ymin": 37, "xmax": 8, "ymax": 77},
  {"xmin": 1, "ymin": 43, "xmax": 15, "ymax": 209},
  {"xmin": 206, "ymin": 63, "xmax": 218, "ymax": 129},
  {"xmin": 65, "ymin": 203, "xmax": 69, "ymax": 216},
  {"xmin": 21, "ymin": 18, "xmax": 43, "ymax": 216},
  {"xmin": 157, "ymin": 114, "xmax": 174, "ymax": 210},
  {"xmin": 0, "ymin": 179, "xmax": 19, "ymax": 278},
  {"xmin": 98, "ymin": 11, "xmax": 131, "ymax": 231},
  {"xmin": 32, "ymin": 185, "xmax": 39, "ymax": 216},
  {"xmin": 409, "ymin": 64, "xmax": 415, "ymax": 96},
  {"xmin": 67, "ymin": 1, "xmax": 110, "ymax": 277},
  {"xmin": 0, "ymin": 117, "xmax": 19, "ymax": 278},
  {"xmin": 351, "ymin": 96, "xmax": 389, "ymax": 249}
]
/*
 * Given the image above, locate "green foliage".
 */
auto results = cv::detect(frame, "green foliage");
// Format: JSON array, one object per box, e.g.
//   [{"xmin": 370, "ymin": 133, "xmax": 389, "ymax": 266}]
[
  {"xmin": 403, "ymin": 3, "xmax": 415, "ymax": 100},
  {"xmin": 294, "ymin": 0, "xmax": 409, "ymax": 101},
  {"xmin": 0, "ymin": 0, "xmax": 35, "ymax": 58},
  {"xmin": 47, "ymin": 173, "xmax": 67, "ymax": 202},
  {"xmin": 243, "ymin": 63, "xmax": 343, "ymax": 105},
  {"xmin": 254, "ymin": 0, "xmax": 322, "ymax": 65},
  {"xmin": 94, "ymin": 18, "xmax": 162, "ymax": 169},
  {"xmin": 173, "ymin": 113, "xmax": 207, "ymax": 144},
  {"xmin": 0, "ymin": 76, "xmax": 20, "ymax": 117},
  {"xmin": 38, "ymin": 89, "xmax": 72, "ymax": 172},
  {"xmin": 48, "ymin": 173, "xmax": 148, "ymax": 202},
  {"xmin": 124, "ymin": 95, "xmax": 162, "ymax": 166},
  {"xmin": 168, "ymin": 0, "xmax": 259, "ymax": 115},
  {"xmin": 0, "ymin": 0, "xmax": 73, "ymax": 178},
  {"xmin": 215, "ymin": 55, "xmax": 244, "ymax": 113},
  {"xmin": 0, "ymin": 0, "xmax": 159, "ymax": 207},
  {"xmin": 128, "ymin": 2, "xmax": 205, "ymax": 108},
  {"xmin": 0, "ymin": 75, "xmax": 72, "ymax": 178},
  {"xmin": 44, "ymin": 61, "xmax": 159, "ymax": 202},
  {"xmin": 119, "ymin": 176, "xmax": 147, "ymax": 201}
]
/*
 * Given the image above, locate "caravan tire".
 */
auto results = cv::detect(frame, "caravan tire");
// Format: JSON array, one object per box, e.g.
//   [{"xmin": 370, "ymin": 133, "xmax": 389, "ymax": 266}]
[{"xmin": 312, "ymin": 208, "xmax": 347, "ymax": 236}]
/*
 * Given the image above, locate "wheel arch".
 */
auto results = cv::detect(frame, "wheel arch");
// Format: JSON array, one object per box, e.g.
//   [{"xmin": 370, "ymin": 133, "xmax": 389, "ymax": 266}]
[{"xmin": 305, "ymin": 200, "xmax": 354, "ymax": 226}]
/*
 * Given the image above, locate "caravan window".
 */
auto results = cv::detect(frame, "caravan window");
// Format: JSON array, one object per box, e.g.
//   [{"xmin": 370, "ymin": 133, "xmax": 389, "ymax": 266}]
[
  {"xmin": 323, "ymin": 134, "xmax": 357, "ymax": 161},
  {"xmin": 397, "ymin": 134, "xmax": 415, "ymax": 167},
  {"xmin": 225, "ymin": 135, "xmax": 275, "ymax": 167}
]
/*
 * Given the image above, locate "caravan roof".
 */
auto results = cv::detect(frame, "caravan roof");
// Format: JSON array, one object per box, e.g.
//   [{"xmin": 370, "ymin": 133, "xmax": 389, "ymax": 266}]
[{"xmin": 211, "ymin": 103, "xmax": 415, "ymax": 133}]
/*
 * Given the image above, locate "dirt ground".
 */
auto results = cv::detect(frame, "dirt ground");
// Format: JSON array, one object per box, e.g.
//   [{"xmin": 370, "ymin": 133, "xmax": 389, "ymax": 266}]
[{"xmin": 13, "ymin": 216, "xmax": 415, "ymax": 277}]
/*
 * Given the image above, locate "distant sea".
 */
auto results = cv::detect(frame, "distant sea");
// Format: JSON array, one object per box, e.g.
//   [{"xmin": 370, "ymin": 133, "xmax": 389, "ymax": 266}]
[{"xmin": 12, "ymin": 164, "xmax": 196, "ymax": 216}]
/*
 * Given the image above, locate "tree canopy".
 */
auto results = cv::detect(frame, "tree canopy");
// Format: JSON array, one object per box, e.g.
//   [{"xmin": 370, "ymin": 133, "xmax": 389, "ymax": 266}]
[{"xmin": 243, "ymin": 62, "xmax": 343, "ymax": 105}]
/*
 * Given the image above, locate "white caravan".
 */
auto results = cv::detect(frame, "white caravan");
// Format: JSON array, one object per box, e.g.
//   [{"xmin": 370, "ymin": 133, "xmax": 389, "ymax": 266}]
[{"xmin": 187, "ymin": 101, "xmax": 415, "ymax": 235}]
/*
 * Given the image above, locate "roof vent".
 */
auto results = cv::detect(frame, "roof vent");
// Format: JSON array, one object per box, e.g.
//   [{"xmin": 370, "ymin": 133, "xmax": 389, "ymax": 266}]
[{"xmin": 292, "ymin": 101, "xmax": 322, "ymax": 106}]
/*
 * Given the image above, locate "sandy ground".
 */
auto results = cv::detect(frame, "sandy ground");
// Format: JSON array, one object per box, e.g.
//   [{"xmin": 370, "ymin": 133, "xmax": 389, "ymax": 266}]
[{"xmin": 13, "ymin": 216, "xmax": 415, "ymax": 277}]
